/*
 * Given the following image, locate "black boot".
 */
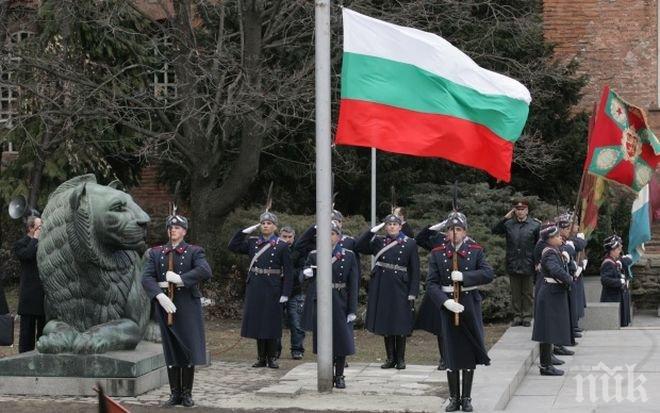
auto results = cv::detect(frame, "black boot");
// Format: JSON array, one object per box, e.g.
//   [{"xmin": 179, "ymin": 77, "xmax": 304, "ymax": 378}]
[
  {"xmin": 540, "ymin": 343, "xmax": 564, "ymax": 376},
  {"xmin": 333, "ymin": 356, "xmax": 346, "ymax": 388},
  {"xmin": 181, "ymin": 366, "xmax": 195, "ymax": 407},
  {"xmin": 252, "ymin": 339, "xmax": 267, "ymax": 367},
  {"xmin": 551, "ymin": 354, "xmax": 565, "ymax": 365},
  {"xmin": 266, "ymin": 339, "xmax": 280, "ymax": 369},
  {"xmin": 437, "ymin": 336, "xmax": 446, "ymax": 370},
  {"xmin": 461, "ymin": 369, "xmax": 474, "ymax": 412},
  {"xmin": 445, "ymin": 370, "xmax": 461, "ymax": 412},
  {"xmin": 380, "ymin": 336, "xmax": 397, "ymax": 369},
  {"xmin": 395, "ymin": 335, "xmax": 406, "ymax": 369},
  {"xmin": 163, "ymin": 366, "xmax": 182, "ymax": 406},
  {"xmin": 553, "ymin": 345, "xmax": 574, "ymax": 356}
]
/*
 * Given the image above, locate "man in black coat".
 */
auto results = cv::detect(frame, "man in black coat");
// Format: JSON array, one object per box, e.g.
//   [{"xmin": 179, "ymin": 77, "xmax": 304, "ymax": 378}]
[
  {"xmin": 531, "ymin": 225, "xmax": 573, "ymax": 376},
  {"xmin": 228, "ymin": 211, "xmax": 293, "ymax": 369},
  {"xmin": 142, "ymin": 215, "xmax": 212, "ymax": 408},
  {"xmin": 301, "ymin": 222, "xmax": 359, "ymax": 388},
  {"xmin": 425, "ymin": 212, "xmax": 494, "ymax": 412},
  {"xmin": 492, "ymin": 198, "xmax": 540, "ymax": 327},
  {"xmin": 356, "ymin": 214, "xmax": 420, "ymax": 370},
  {"xmin": 12, "ymin": 216, "xmax": 45, "ymax": 353}
]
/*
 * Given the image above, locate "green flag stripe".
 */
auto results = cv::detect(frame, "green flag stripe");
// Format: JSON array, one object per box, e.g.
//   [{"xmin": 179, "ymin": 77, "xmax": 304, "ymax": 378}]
[{"xmin": 341, "ymin": 52, "xmax": 529, "ymax": 142}]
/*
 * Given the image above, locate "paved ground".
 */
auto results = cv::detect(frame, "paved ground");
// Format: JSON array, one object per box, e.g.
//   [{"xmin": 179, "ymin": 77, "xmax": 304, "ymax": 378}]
[{"xmin": 503, "ymin": 311, "xmax": 660, "ymax": 413}]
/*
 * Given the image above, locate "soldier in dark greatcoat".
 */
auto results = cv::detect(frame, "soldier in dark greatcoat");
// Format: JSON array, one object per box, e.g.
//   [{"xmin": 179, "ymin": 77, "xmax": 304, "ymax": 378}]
[
  {"xmin": 414, "ymin": 217, "xmax": 449, "ymax": 370},
  {"xmin": 356, "ymin": 214, "xmax": 420, "ymax": 370},
  {"xmin": 599, "ymin": 235, "xmax": 632, "ymax": 327},
  {"xmin": 556, "ymin": 215, "xmax": 581, "ymax": 343},
  {"xmin": 425, "ymin": 212, "xmax": 493, "ymax": 412},
  {"xmin": 567, "ymin": 221, "xmax": 588, "ymax": 332},
  {"xmin": 531, "ymin": 225, "xmax": 573, "ymax": 377},
  {"xmin": 227, "ymin": 211, "xmax": 293, "ymax": 369},
  {"xmin": 142, "ymin": 215, "xmax": 212, "ymax": 407},
  {"xmin": 301, "ymin": 222, "xmax": 359, "ymax": 388}
]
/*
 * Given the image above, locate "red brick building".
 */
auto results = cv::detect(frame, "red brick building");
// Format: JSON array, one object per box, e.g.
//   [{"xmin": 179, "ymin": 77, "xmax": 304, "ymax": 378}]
[{"xmin": 543, "ymin": 0, "xmax": 660, "ymax": 129}]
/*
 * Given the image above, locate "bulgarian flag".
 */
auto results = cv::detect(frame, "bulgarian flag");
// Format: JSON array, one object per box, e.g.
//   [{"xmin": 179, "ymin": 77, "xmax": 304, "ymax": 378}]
[
  {"xmin": 586, "ymin": 86, "xmax": 660, "ymax": 192},
  {"xmin": 335, "ymin": 8, "xmax": 531, "ymax": 182}
]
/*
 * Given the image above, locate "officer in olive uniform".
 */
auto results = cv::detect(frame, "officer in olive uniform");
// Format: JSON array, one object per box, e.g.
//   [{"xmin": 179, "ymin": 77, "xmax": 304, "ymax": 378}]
[
  {"xmin": 600, "ymin": 235, "xmax": 632, "ymax": 327},
  {"xmin": 301, "ymin": 222, "xmax": 359, "ymax": 388},
  {"xmin": 425, "ymin": 212, "xmax": 493, "ymax": 412},
  {"xmin": 142, "ymin": 215, "xmax": 212, "ymax": 407},
  {"xmin": 531, "ymin": 225, "xmax": 573, "ymax": 376},
  {"xmin": 228, "ymin": 211, "xmax": 293, "ymax": 369},
  {"xmin": 356, "ymin": 214, "xmax": 420, "ymax": 370},
  {"xmin": 491, "ymin": 198, "xmax": 540, "ymax": 327},
  {"xmin": 414, "ymin": 217, "xmax": 450, "ymax": 370}
]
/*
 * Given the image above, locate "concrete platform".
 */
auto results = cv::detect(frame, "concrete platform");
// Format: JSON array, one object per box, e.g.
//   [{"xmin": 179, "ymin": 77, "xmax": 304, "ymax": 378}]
[{"xmin": 0, "ymin": 341, "xmax": 167, "ymax": 397}]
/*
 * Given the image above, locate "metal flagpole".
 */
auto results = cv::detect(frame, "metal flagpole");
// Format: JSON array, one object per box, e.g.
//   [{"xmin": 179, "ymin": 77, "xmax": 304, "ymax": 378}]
[
  {"xmin": 314, "ymin": 0, "xmax": 333, "ymax": 392},
  {"xmin": 371, "ymin": 147, "xmax": 376, "ymax": 266}
]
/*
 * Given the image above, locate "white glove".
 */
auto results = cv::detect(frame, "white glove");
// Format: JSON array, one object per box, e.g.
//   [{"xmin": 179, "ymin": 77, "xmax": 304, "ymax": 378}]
[
  {"xmin": 582, "ymin": 259, "xmax": 588, "ymax": 270},
  {"xmin": 620, "ymin": 279, "xmax": 626, "ymax": 285},
  {"xmin": 576, "ymin": 233, "xmax": 585, "ymax": 240},
  {"xmin": 166, "ymin": 271, "xmax": 183, "ymax": 286},
  {"xmin": 242, "ymin": 223, "xmax": 260, "ymax": 234},
  {"xmin": 566, "ymin": 240, "xmax": 575, "ymax": 249},
  {"xmin": 622, "ymin": 254, "xmax": 632, "ymax": 261},
  {"xmin": 561, "ymin": 251, "xmax": 570, "ymax": 262},
  {"xmin": 574, "ymin": 266, "xmax": 583, "ymax": 278},
  {"xmin": 279, "ymin": 296, "xmax": 288, "ymax": 303},
  {"xmin": 443, "ymin": 299, "xmax": 464, "ymax": 314},
  {"xmin": 451, "ymin": 271, "xmax": 463, "ymax": 282},
  {"xmin": 370, "ymin": 222, "xmax": 385, "ymax": 233},
  {"xmin": 429, "ymin": 220, "xmax": 448, "ymax": 231},
  {"xmin": 303, "ymin": 268, "xmax": 314, "ymax": 278},
  {"xmin": 156, "ymin": 293, "xmax": 176, "ymax": 314},
  {"xmin": 347, "ymin": 313, "xmax": 356, "ymax": 323},
  {"xmin": 407, "ymin": 295, "xmax": 415, "ymax": 301}
]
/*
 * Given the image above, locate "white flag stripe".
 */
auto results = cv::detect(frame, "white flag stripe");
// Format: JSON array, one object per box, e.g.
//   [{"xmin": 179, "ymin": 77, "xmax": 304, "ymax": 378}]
[{"xmin": 342, "ymin": 8, "xmax": 531, "ymax": 104}]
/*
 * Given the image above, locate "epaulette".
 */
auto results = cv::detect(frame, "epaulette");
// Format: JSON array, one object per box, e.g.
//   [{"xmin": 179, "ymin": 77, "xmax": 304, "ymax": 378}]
[
  {"xmin": 310, "ymin": 249, "xmax": 317, "ymax": 254},
  {"xmin": 431, "ymin": 244, "xmax": 447, "ymax": 253},
  {"xmin": 533, "ymin": 218, "xmax": 542, "ymax": 224},
  {"xmin": 601, "ymin": 258, "xmax": 617, "ymax": 268},
  {"xmin": 468, "ymin": 242, "xmax": 483, "ymax": 250},
  {"xmin": 541, "ymin": 247, "xmax": 557, "ymax": 257}
]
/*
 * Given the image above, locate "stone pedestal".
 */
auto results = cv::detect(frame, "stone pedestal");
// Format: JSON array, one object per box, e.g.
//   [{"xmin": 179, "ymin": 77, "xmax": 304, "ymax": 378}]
[{"xmin": 0, "ymin": 341, "xmax": 167, "ymax": 396}]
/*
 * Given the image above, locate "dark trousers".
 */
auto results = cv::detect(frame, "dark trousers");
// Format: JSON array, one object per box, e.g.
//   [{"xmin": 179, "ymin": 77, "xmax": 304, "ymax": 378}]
[
  {"xmin": 510, "ymin": 275, "xmax": 533, "ymax": 322},
  {"xmin": 286, "ymin": 294, "xmax": 306, "ymax": 354},
  {"xmin": 19, "ymin": 314, "xmax": 45, "ymax": 353}
]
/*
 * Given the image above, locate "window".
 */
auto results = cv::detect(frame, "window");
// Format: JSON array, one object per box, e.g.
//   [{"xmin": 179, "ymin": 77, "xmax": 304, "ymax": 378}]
[
  {"xmin": 153, "ymin": 34, "xmax": 177, "ymax": 99},
  {"xmin": 1, "ymin": 30, "xmax": 34, "ymax": 128}
]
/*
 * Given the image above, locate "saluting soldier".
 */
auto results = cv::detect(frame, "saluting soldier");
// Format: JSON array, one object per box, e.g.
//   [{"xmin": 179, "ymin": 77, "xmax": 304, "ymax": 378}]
[
  {"xmin": 142, "ymin": 215, "xmax": 212, "ymax": 408},
  {"xmin": 301, "ymin": 222, "xmax": 359, "ymax": 388},
  {"xmin": 228, "ymin": 211, "xmax": 293, "ymax": 369},
  {"xmin": 531, "ymin": 225, "xmax": 573, "ymax": 376},
  {"xmin": 556, "ymin": 214, "xmax": 582, "ymax": 342},
  {"xmin": 425, "ymin": 212, "xmax": 493, "ymax": 412},
  {"xmin": 294, "ymin": 209, "xmax": 360, "ymax": 270},
  {"xmin": 600, "ymin": 235, "xmax": 632, "ymax": 327},
  {"xmin": 414, "ymin": 217, "xmax": 449, "ymax": 370},
  {"xmin": 356, "ymin": 214, "xmax": 420, "ymax": 370},
  {"xmin": 568, "ymin": 222, "xmax": 588, "ymax": 332}
]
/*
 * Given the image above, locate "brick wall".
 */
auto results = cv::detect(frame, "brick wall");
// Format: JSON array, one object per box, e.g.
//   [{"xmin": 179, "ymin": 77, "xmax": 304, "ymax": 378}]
[
  {"xmin": 129, "ymin": 164, "xmax": 173, "ymax": 246},
  {"xmin": 543, "ymin": 0, "xmax": 658, "ymax": 113}
]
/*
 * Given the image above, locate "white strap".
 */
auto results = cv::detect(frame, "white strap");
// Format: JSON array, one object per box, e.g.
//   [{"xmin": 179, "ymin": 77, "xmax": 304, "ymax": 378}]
[
  {"xmin": 372, "ymin": 239, "xmax": 401, "ymax": 270},
  {"xmin": 441, "ymin": 285, "xmax": 478, "ymax": 293},
  {"xmin": 248, "ymin": 243, "xmax": 272, "ymax": 274}
]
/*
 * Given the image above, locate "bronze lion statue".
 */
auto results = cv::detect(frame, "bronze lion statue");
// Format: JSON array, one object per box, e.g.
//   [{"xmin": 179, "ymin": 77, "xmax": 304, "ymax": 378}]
[{"xmin": 36, "ymin": 174, "xmax": 152, "ymax": 354}]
